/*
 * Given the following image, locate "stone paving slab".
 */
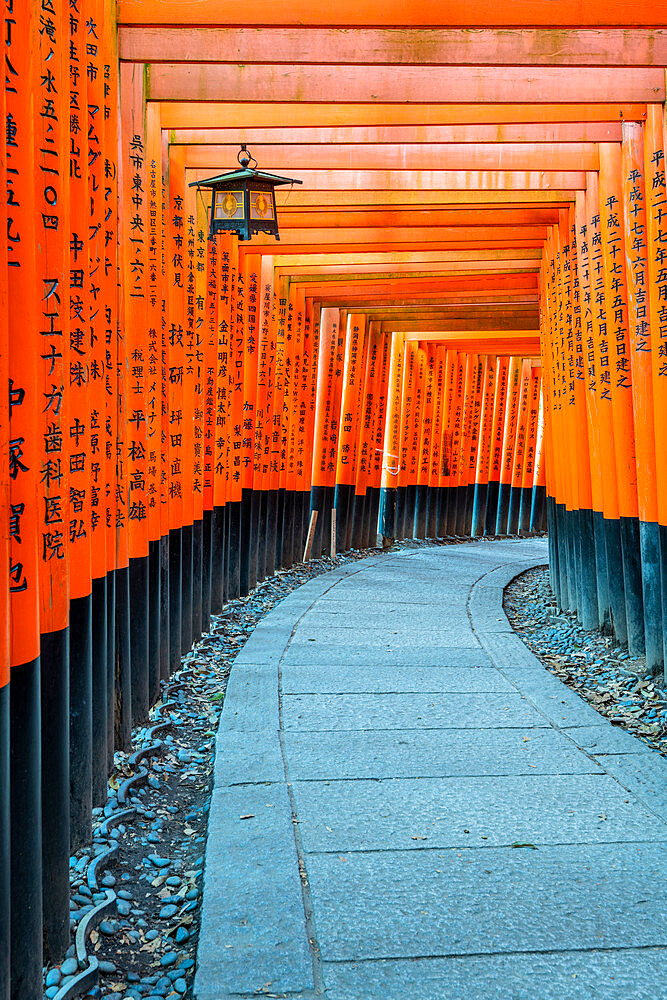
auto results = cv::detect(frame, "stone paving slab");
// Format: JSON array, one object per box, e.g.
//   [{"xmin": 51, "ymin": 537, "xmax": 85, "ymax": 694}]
[
  {"xmin": 282, "ymin": 690, "xmax": 547, "ymax": 731},
  {"xmin": 289, "ymin": 627, "xmax": 480, "ymax": 648},
  {"xmin": 281, "ymin": 642, "xmax": 484, "ymax": 665},
  {"xmin": 218, "ymin": 663, "xmax": 278, "ymax": 731},
  {"xmin": 281, "ymin": 663, "xmax": 515, "ymax": 694},
  {"xmin": 196, "ymin": 783, "xmax": 313, "ymax": 998},
  {"xmin": 196, "ymin": 539, "xmax": 667, "ymax": 1000},
  {"xmin": 321, "ymin": 949, "xmax": 667, "ymax": 1000},
  {"xmin": 562, "ymin": 724, "xmax": 652, "ymax": 754},
  {"xmin": 282, "ymin": 728, "xmax": 603, "ymax": 780},
  {"xmin": 293, "ymin": 773, "xmax": 667, "ymax": 853},
  {"xmin": 305, "ymin": 842, "xmax": 667, "ymax": 961},
  {"xmin": 213, "ymin": 730, "xmax": 285, "ymax": 786},
  {"xmin": 593, "ymin": 752, "xmax": 667, "ymax": 820}
]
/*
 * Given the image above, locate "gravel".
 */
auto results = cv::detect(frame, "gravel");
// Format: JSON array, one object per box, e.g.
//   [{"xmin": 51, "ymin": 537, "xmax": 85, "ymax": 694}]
[{"xmin": 504, "ymin": 565, "xmax": 667, "ymax": 755}]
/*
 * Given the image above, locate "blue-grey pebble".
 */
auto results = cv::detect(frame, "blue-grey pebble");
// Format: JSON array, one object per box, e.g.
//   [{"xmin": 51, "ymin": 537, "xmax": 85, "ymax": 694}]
[
  {"xmin": 173, "ymin": 980, "xmax": 187, "ymax": 995},
  {"xmin": 45, "ymin": 968, "xmax": 61, "ymax": 987},
  {"xmin": 117, "ymin": 900, "xmax": 132, "ymax": 916},
  {"xmin": 145, "ymin": 929, "xmax": 159, "ymax": 941},
  {"xmin": 160, "ymin": 952, "xmax": 178, "ymax": 967},
  {"xmin": 117, "ymin": 889, "xmax": 133, "ymax": 901},
  {"xmin": 99, "ymin": 920, "xmax": 116, "ymax": 935},
  {"xmin": 147, "ymin": 854, "xmax": 170, "ymax": 868},
  {"xmin": 45, "ymin": 987, "xmax": 59, "ymax": 999},
  {"xmin": 98, "ymin": 961, "xmax": 117, "ymax": 974},
  {"xmin": 174, "ymin": 927, "xmax": 189, "ymax": 944},
  {"xmin": 101, "ymin": 874, "xmax": 116, "ymax": 887},
  {"xmin": 61, "ymin": 957, "xmax": 78, "ymax": 976}
]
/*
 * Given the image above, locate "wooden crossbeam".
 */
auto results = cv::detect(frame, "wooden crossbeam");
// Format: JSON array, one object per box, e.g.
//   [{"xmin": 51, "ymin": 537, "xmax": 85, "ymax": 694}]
[
  {"xmin": 179, "ymin": 142, "xmax": 599, "ymax": 171},
  {"xmin": 117, "ymin": 0, "xmax": 665, "ymax": 29},
  {"xmin": 159, "ymin": 102, "xmax": 646, "ymax": 128},
  {"xmin": 146, "ymin": 65, "xmax": 664, "ymax": 104},
  {"xmin": 119, "ymin": 27, "xmax": 667, "ymax": 67}
]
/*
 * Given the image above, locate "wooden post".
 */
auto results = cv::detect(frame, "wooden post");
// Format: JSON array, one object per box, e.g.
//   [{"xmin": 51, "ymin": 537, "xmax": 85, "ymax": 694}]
[{"xmin": 303, "ymin": 509, "xmax": 319, "ymax": 562}]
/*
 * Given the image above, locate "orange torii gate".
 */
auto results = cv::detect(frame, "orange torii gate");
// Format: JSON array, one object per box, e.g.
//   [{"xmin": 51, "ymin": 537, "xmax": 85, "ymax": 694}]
[{"xmin": 2, "ymin": 4, "xmax": 667, "ymax": 1000}]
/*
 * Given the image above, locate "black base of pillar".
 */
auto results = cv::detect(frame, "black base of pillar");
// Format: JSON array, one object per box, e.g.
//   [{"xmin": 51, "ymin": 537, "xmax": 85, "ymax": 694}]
[
  {"xmin": 10, "ymin": 657, "xmax": 43, "ymax": 1000},
  {"xmin": 603, "ymin": 517, "xmax": 628, "ymax": 645},
  {"xmin": 405, "ymin": 484, "xmax": 417, "ymax": 539},
  {"xmin": 227, "ymin": 501, "xmax": 241, "ymax": 600},
  {"xmin": 159, "ymin": 536, "xmax": 170, "ymax": 685},
  {"xmin": 495, "ymin": 482, "xmax": 511, "ymax": 535},
  {"xmin": 471, "ymin": 482, "xmax": 488, "ymax": 537},
  {"xmin": 148, "ymin": 541, "xmax": 161, "ymax": 705},
  {"xmin": 256, "ymin": 491, "xmax": 267, "ymax": 584},
  {"xmin": 351, "ymin": 491, "xmax": 366, "ymax": 549},
  {"xmin": 265, "ymin": 492, "xmax": 278, "ymax": 576},
  {"xmin": 69, "ymin": 593, "xmax": 92, "ymax": 851},
  {"xmin": 660, "ymin": 524, "xmax": 667, "ymax": 684},
  {"xmin": 454, "ymin": 485, "xmax": 468, "ymax": 536},
  {"xmin": 129, "ymin": 556, "xmax": 149, "ymax": 725},
  {"xmin": 168, "ymin": 529, "xmax": 182, "ymax": 674},
  {"xmin": 210, "ymin": 507, "xmax": 224, "ymax": 614},
  {"xmin": 248, "ymin": 491, "xmax": 260, "ymax": 590},
  {"xmin": 40, "ymin": 628, "xmax": 70, "ymax": 963},
  {"xmin": 380, "ymin": 486, "xmax": 397, "ymax": 543},
  {"xmin": 639, "ymin": 520, "xmax": 663, "ymax": 676},
  {"xmin": 202, "ymin": 510, "xmax": 213, "ymax": 633},
  {"xmin": 461, "ymin": 483, "xmax": 475, "ymax": 536},
  {"xmin": 0, "ymin": 682, "xmax": 8, "ymax": 1000},
  {"xmin": 414, "ymin": 484, "xmax": 428, "ymax": 539},
  {"xmin": 507, "ymin": 484, "xmax": 522, "ymax": 535},
  {"xmin": 395, "ymin": 484, "xmax": 406, "ymax": 540},
  {"xmin": 366, "ymin": 487, "xmax": 380, "ymax": 547},
  {"xmin": 239, "ymin": 490, "xmax": 252, "ymax": 597},
  {"xmin": 106, "ymin": 571, "xmax": 116, "ymax": 773},
  {"xmin": 592, "ymin": 510, "xmax": 611, "ymax": 631},
  {"xmin": 426, "ymin": 486, "xmax": 438, "ymax": 538},
  {"xmin": 181, "ymin": 523, "xmax": 193, "ymax": 655},
  {"xmin": 546, "ymin": 496, "xmax": 561, "ymax": 606},
  {"xmin": 91, "ymin": 577, "xmax": 108, "ymax": 806},
  {"xmin": 114, "ymin": 566, "xmax": 132, "ymax": 748},
  {"xmin": 334, "ymin": 483, "xmax": 354, "ymax": 552},
  {"xmin": 620, "ymin": 516, "xmax": 645, "ymax": 656},
  {"xmin": 578, "ymin": 508, "xmax": 599, "ymax": 630},
  {"xmin": 517, "ymin": 485, "xmax": 533, "ymax": 534},
  {"xmin": 485, "ymin": 480, "xmax": 500, "ymax": 535},
  {"xmin": 531, "ymin": 484, "xmax": 547, "ymax": 533},
  {"xmin": 192, "ymin": 518, "xmax": 203, "ymax": 641}
]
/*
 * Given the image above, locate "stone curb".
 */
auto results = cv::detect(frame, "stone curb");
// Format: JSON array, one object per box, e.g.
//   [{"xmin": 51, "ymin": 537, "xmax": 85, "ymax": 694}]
[
  {"xmin": 469, "ymin": 555, "xmax": 667, "ymax": 822},
  {"xmin": 196, "ymin": 552, "xmax": 402, "ymax": 1000}
]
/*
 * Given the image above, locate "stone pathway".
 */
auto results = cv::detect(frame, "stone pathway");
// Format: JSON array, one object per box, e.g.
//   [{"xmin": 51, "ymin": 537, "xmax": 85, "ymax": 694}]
[{"xmin": 194, "ymin": 539, "xmax": 667, "ymax": 1000}]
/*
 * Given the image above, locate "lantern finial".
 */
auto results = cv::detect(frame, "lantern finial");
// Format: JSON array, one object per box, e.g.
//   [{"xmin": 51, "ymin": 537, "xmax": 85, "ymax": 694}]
[{"xmin": 237, "ymin": 145, "xmax": 257, "ymax": 170}]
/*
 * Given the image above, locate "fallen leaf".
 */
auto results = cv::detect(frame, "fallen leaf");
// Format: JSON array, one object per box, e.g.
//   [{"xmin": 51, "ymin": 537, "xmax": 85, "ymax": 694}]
[
  {"xmin": 239, "ymin": 814, "xmax": 255, "ymax": 820},
  {"xmin": 510, "ymin": 842, "xmax": 537, "ymax": 849}
]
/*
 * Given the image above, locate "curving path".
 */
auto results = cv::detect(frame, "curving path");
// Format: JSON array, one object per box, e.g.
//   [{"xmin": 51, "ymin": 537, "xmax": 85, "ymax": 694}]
[{"xmin": 195, "ymin": 539, "xmax": 667, "ymax": 1000}]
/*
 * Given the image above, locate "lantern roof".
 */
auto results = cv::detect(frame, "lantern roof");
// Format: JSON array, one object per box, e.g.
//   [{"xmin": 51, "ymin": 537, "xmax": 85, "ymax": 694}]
[{"xmin": 189, "ymin": 167, "xmax": 302, "ymax": 188}]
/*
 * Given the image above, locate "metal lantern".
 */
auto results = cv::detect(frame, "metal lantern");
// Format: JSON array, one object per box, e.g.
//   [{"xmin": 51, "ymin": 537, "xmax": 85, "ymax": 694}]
[{"xmin": 189, "ymin": 145, "xmax": 301, "ymax": 242}]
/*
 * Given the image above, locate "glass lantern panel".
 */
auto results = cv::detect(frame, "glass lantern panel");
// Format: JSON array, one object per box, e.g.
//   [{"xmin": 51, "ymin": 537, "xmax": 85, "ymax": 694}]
[
  {"xmin": 249, "ymin": 188, "xmax": 276, "ymax": 222},
  {"xmin": 214, "ymin": 189, "xmax": 245, "ymax": 221}
]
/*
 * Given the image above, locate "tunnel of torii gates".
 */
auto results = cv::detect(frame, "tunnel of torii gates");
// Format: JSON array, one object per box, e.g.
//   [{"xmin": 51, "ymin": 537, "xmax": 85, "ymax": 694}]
[{"xmin": 2, "ymin": 1, "xmax": 667, "ymax": 997}]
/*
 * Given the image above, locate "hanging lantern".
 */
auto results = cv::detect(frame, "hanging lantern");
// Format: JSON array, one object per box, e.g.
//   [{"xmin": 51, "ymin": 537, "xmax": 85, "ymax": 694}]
[{"xmin": 189, "ymin": 145, "xmax": 302, "ymax": 242}]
